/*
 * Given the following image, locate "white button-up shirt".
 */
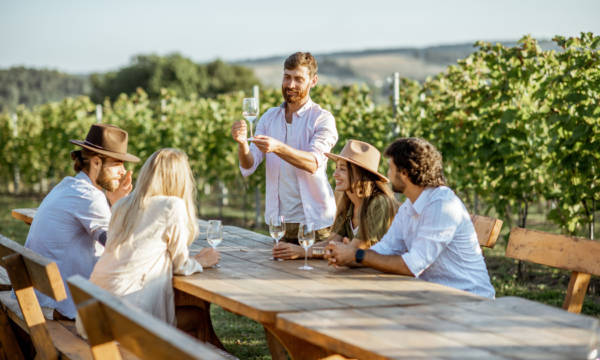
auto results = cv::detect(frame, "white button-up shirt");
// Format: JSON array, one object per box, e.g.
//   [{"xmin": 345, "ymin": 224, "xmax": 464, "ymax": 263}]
[
  {"xmin": 371, "ymin": 186, "xmax": 495, "ymax": 298},
  {"xmin": 240, "ymin": 99, "xmax": 338, "ymax": 230},
  {"xmin": 25, "ymin": 172, "xmax": 110, "ymax": 318}
]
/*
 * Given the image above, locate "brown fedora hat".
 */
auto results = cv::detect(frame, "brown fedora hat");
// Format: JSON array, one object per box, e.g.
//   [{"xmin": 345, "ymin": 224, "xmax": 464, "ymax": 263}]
[
  {"xmin": 325, "ymin": 139, "xmax": 388, "ymax": 182},
  {"xmin": 69, "ymin": 124, "xmax": 140, "ymax": 162}
]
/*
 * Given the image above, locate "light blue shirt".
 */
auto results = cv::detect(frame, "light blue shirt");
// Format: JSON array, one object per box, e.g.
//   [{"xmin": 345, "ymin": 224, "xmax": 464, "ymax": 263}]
[
  {"xmin": 25, "ymin": 172, "xmax": 110, "ymax": 318},
  {"xmin": 371, "ymin": 186, "xmax": 495, "ymax": 299}
]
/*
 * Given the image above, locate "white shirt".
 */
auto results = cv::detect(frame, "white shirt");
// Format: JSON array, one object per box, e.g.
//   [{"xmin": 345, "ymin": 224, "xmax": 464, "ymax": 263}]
[
  {"xmin": 25, "ymin": 172, "xmax": 110, "ymax": 318},
  {"xmin": 278, "ymin": 123, "xmax": 305, "ymax": 223},
  {"xmin": 240, "ymin": 98, "xmax": 338, "ymax": 230},
  {"xmin": 86, "ymin": 196, "xmax": 203, "ymax": 327},
  {"xmin": 371, "ymin": 186, "xmax": 495, "ymax": 299}
]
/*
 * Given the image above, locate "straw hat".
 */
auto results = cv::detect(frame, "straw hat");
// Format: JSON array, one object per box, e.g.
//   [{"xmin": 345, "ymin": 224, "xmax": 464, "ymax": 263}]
[
  {"xmin": 69, "ymin": 124, "xmax": 140, "ymax": 162},
  {"xmin": 325, "ymin": 139, "xmax": 388, "ymax": 182}
]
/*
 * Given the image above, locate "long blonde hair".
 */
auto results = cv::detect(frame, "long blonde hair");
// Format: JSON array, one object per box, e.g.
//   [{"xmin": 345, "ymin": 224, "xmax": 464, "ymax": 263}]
[{"xmin": 107, "ymin": 148, "xmax": 198, "ymax": 252}]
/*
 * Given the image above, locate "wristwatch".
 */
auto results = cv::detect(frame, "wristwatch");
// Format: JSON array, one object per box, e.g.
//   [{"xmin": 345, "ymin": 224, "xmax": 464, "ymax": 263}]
[{"xmin": 355, "ymin": 249, "xmax": 365, "ymax": 263}]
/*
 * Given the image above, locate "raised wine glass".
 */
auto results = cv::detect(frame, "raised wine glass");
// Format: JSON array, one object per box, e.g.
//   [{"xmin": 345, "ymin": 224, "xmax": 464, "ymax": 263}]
[
  {"xmin": 269, "ymin": 215, "xmax": 285, "ymax": 261},
  {"xmin": 298, "ymin": 223, "xmax": 315, "ymax": 270},
  {"xmin": 207, "ymin": 220, "xmax": 222, "ymax": 268},
  {"xmin": 242, "ymin": 97, "xmax": 258, "ymax": 141}
]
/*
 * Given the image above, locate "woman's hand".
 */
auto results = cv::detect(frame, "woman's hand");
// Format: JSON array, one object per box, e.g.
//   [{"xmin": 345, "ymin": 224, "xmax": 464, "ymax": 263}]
[
  {"xmin": 272, "ymin": 242, "xmax": 305, "ymax": 260},
  {"xmin": 195, "ymin": 247, "xmax": 221, "ymax": 268}
]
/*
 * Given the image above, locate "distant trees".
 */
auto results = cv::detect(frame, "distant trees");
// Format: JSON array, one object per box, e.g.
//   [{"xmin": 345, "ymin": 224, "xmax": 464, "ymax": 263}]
[
  {"xmin": 0, "ymin": 54, "xmax": 261, "ymax": 113},
  {"xmin": 0, "ymin": 67, "xmax": 89, "ymax": 112},
  {"xmin": 90, "ymin": 53, "xmax": 261, "ymax": 102}
]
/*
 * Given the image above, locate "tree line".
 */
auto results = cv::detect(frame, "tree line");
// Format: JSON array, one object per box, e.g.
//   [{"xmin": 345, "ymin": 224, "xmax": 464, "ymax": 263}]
[{"xmin": 0, "ymin": 53, "xmax": 261, "ymax": 112}]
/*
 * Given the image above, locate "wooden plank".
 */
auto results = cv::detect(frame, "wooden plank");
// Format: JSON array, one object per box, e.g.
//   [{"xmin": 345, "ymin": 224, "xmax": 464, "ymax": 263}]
[
  {"xmin": 470, "ymin": 214, "xmax": 503, "ymax": 248},
  {"xmin": 11, "ymin": 208, "xmax": 36, "ymax": 225},
  {"xmin": 277, "ymin": 297, "xmax": 595, "ymax": 360},
  {"xmin": 3, "ymin": 253, "xmax": 59, "ymax": 360},
  {"xmin": 506, "ymin": 227, "xmax": 600, "ymax": 275},
  {"xmin": 68, "ymin": 275, "xmax": 227, "ymax": 360},
  {"xmin": 76, "ymin": 299, "xmax": 123, "ymax": 360},
  {"xmin": 0, "ymin": 235, "xmax": 66, "ymax": 301}
]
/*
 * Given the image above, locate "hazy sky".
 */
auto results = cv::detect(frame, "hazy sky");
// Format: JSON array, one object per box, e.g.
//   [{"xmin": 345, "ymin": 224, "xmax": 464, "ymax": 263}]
[{"xmin": 1, "ymin": 0, "xmax": 599, "ymax": 73}]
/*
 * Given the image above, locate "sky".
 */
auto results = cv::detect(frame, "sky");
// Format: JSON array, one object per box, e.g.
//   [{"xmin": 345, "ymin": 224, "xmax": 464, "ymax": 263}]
[{"xmin": 1, "ymin": 0, "xmax": 599, "ymax": 74}]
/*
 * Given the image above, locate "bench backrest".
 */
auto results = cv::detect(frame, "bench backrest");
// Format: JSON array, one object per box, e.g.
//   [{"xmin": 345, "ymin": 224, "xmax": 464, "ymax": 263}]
[
  {"xmin": 68, "ymin": 275, "xmax": 226, "ymax": 360},
  {"xmin": 0, "ymin": 234, "xmax": 68, "ymax": 359},
  {"xmin": 506, "ymin": 227, "xmax": 600, "ymax": 313},
  {"xmin": 471, "ymin": 214, "xmax": 503, "ymax": 248}
]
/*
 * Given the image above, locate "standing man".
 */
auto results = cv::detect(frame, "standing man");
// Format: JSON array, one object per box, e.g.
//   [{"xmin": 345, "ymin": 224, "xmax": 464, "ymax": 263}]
[
  {"xmin": 231, "ymin": 52, "xmax": 338, "ymax": 243},
  {"xmin": 325, "ymin": 138, "xmax": 495, "ymax": 299},
  {"xmin": 25, "ymin": 123, "xmax": 140, "ymax": 319}
]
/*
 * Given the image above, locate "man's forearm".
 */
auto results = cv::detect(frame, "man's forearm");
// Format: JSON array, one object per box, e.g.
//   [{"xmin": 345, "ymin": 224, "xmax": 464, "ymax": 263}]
[
  {"xmin": 238, "ymin": 142, "xmax": 254, "ymax": 169},
  {"xmin": 362, "ymin": 250, "xmax": 415, "ymax": 276},
  {"xmin": 275, "ymin": 143, "xmax": 318, "ymax": 173}
]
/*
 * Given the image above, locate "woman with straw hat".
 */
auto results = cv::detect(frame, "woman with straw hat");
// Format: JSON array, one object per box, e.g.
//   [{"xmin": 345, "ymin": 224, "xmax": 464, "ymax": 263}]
[{"xmin": 273, "ymin": 139, "xmax": 398, "ymax": 260}]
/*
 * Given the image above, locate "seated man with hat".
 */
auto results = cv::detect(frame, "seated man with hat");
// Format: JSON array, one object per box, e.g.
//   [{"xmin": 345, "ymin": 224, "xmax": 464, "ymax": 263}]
[
  {"xmin": 273, "ymin": 139, "xmax": 398, "ymax": 260},
  {"xmin": 25, "ymin": 123, "xmax": 140, "ymax": 320}
]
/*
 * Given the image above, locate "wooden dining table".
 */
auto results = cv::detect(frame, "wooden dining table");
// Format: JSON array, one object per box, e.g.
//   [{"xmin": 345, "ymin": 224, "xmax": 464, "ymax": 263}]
[
  {"xmin": 11, "ymin": 208, "xmax": 36, "ymax": 225},
  {"xmin": 177, "ymin": 221, "xmax": 485, "ymax": 360}
]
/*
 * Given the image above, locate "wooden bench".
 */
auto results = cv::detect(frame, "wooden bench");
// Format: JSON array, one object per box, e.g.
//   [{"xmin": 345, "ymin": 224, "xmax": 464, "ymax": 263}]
[
  {"xmin": 471, "ymin": 214, "xmax": 503, "ymax": 248},
  {"xmin": 68, "ymin": 275, "xmax": 229, "ymax": 360},
  {"xmin": 0, "ymin": 233, "xmax": 92, "ymax": 359},
  {"xmin": 506, "ymin": 227, "xmax": 600, "ymax": 313}
]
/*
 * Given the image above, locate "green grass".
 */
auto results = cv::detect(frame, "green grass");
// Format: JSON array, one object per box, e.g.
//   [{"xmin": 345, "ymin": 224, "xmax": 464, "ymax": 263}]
[
  {"xmin": 211, "ymin": 306, "xmax": 271, "ymax": 360},
  {"xmin": 0, "ymin": 194, "xmax": 43, "ymax": 244},
  {"xmin": 1, "ymin": 194, "xmax": 598, "ymax": 360}
]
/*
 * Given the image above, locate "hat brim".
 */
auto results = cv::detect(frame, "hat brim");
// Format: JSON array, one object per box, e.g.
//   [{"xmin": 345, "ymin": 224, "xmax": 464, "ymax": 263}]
[
  {"xmin": 70, "ymin": 140, "xmax": 140, "ymax": 163},
  {"xmin": 325, "ymin": 152, "xmax": 389, "ymax": 183}
]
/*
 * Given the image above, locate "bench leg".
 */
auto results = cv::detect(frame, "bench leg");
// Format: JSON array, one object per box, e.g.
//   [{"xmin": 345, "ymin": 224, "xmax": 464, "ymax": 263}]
[
  {"xmin": 174, "ymin": 290, "xmax": 225, "ymax": 350},
  {"xmin": 0, "ymin": 309, "xmax": 25, "ymax": 360},
  {"xmin": 263, "ymin": 324, "xmax": 331, "ymax": 360},
  {"xmin": 563, "ymin": 271, "xmax": 591, "ymax": 313}
]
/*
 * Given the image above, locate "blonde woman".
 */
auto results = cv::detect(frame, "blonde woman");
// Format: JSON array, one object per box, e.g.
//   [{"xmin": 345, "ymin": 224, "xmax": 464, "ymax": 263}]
[
  {"xmin": 273, "ymin": 140, "xmax": 397, "ymax": 259},
  {"xmin": 77, "ymin": 148, "xmax": 219, "ymax": 335}
]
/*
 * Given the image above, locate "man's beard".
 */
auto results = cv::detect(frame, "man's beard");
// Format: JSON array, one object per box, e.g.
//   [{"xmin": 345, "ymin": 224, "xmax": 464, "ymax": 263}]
[
  {"xmin": 391, "ymin": 177, "xmax": 406, "ymax": 194},
  {"xmin": 282, "ymin": 83, "xmax": 310, "ymax": 104},
  {"xmin": 96, "ymin": 166, "xmax": 119, "ymax": 192}
]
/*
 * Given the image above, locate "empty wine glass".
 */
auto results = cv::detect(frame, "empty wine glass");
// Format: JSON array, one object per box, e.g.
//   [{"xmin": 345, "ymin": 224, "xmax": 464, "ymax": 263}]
[
  {"xmin": 269, "ymin": 215, "xmax": 285, "ymax": 261},
  {"xmin": 298, "ymin": 223, "xmax": 315, "ymax": 270},
  {"xmin": 242, "ymin": 97, "xmax": 258, "ymax": 140},
  {"xmin": 207, "ymin": 220, "xmax": 222, "ymax": 268}
]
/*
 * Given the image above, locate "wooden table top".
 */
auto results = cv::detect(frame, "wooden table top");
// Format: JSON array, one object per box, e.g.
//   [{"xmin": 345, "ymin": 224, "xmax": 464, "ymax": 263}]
[
  {"xmin": 276, "ymin": 296, "xmax": 597, "ymax": 360},
  {"xmin": 175, "ymin": 222, "xmax": 482, "ymax": 325},
  {"xmin": 11, "ymin": 208, "xmax": 37, "ymax": 225}
]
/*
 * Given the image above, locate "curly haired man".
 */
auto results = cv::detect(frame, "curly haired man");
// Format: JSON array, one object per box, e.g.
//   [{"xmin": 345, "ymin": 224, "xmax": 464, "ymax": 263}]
[{"xmin": 325, "ymin": 137, "xmax": 495, "ymax": 298}]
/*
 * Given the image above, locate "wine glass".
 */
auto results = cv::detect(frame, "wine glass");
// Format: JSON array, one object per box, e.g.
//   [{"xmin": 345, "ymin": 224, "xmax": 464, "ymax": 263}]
[
  {"xmin": 207, "ymin": 220, "xmax": 222, "ymax": 268},
  {"xmin": 298, "ymin": 223, "xmax": 315, "ymax": 270},
  {"xmin": 242, "ymin": 98, "xmax": 258, "ymax": 140},
  {"xmin": 269, "ymin": 215, "xmax": 286, "ymax": 261}
]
